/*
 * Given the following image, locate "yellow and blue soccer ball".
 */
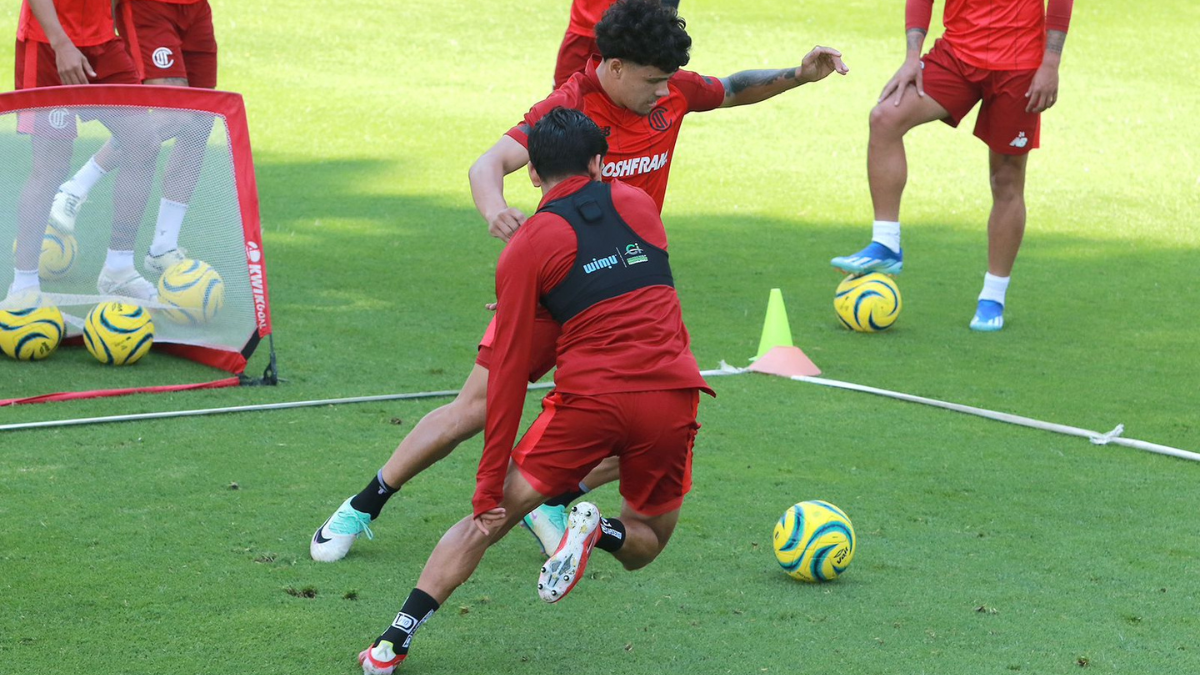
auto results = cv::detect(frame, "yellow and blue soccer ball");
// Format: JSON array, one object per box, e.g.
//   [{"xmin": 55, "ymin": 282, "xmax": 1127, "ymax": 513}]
[
  {"xmin": 772, "ymin": 500, "xmax": 856, "ymax": 583},
  {"xmin": 11, "ymin": 228, "xmax": 79, "ymax": 280},
  {"xmin": 83, "ymin": 302, "xmax": 154, "ymax": 365},
  {"xmin": 0, "ymin": 306, "xmax": 65, "ymax": 360},
  {"xmin": 834, "ymin": 273, "xmax": 902, "ymax": 332},
  {"xmin": 157, "ymin": 259, "xmax": 225, "ymax": 325}
]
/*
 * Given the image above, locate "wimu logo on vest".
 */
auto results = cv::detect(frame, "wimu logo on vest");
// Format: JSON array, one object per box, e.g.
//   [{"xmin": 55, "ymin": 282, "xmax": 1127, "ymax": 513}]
[
  {"xmin": 602, "ymin": 151, "xmax": 670, "ymax": 179},
  {"xmin": 583, "ymin": 254, "xmax": 620, "ymax": 274}
]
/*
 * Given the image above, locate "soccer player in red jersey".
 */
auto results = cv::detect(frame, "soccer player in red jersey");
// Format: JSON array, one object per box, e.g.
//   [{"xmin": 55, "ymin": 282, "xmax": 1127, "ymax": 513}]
[
  {"xmin": 553, "ymin": 0, "xmax": 677, "ymax": 89},
  {"xmin": 831, "ymin": 0, "xmax": 1075, "ymax": 332},
  {"xmin": 6, "ymin": 0, "xmax": 161, "ymax": 305},
  {"xmin": 359, "ymin": 107, "xmax": 712, "ymax": 675},
  {"xmin": 48, "ymin": 0, "xmax": 219, "ymax": 277},
  {"xmin": 310, "ymin": 0, "xmax": 848, "ymax": 564}
]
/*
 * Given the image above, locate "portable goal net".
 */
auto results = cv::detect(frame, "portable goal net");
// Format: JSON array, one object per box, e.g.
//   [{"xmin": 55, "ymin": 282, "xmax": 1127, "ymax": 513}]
[{"xmin": 0, "ymin": 86, "xmax": 275, "ymax": 405}]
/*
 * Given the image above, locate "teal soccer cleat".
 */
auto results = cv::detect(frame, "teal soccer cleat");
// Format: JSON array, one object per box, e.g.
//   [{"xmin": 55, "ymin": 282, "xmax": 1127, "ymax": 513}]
[
  {"xmin": 311, "ymin": 497, "xmax": 374, "ymax": 562},
  {"xmin": 521, "ymin": 503, "xmax": 567, "ymax": 557},
  {"xmin": 831, "ymin": 242, "xmax": 903, "ymax": 275}
]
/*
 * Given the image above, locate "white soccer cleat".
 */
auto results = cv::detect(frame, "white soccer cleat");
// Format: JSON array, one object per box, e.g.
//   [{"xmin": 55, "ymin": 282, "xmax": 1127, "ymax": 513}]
[
  {"xmin": 311, "ymin": 497, "xmax": 374, "ymax": 562},
  {"xmin": 537, "ymin": 501, "xmax": 601, "ymax": 603},
  {"xmin": 144, "ymin": 247, "xmax": 189, "ymax": 276},
  {"xmin": 1, "ymin": 283, "xmax": 42, "ymax": 310},
  {"xmin": 97, "ymin": 266, "xmax": 158, "ymax": 301},
  {"xmin": 521, "ymin": 503, "xmax": 567, "ymax": 557},
  {"xmin": 48, "ymin": 187, "xmax": 86, "ymax": 234},
  {"xmin": 358, "ymin": 640, "xmax": 405, "ymax": 675}
]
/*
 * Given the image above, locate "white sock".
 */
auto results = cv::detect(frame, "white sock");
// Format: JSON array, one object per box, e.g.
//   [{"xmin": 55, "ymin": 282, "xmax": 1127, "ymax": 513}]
[
  {"xmin": 63, "ymin": 157, "xmax": 108, "ymax": 197},
  {"xmin": 11, "ymin": 268, "xmax": 40, "ymax": 292},
  {"xmin": 150, "ymin": 198, "xmax": 188, "ymax": 256},
  {"xmin": 871, "ymin": 220, "xmax": 901, "ymax": 254},
  {"xmin": 104, "ymin": 249, "xmax": 135, "ymax": 272},
  {"xmin": 978, "ymin": 273, "xmax": 1010, "ymax": 306}
]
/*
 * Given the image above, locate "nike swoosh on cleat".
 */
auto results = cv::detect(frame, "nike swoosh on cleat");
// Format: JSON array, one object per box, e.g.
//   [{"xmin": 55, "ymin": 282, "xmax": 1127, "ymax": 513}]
[{"xmin": 314, "ymin": 520, "xmax": 333, "ymax": 544}]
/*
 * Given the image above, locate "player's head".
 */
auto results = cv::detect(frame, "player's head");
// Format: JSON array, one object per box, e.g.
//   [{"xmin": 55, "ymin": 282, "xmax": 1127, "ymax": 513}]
[
  {"xmin": 595, "ymin": 0, "xmax": 692, "ymax": 115},
  {"xmin": 527, "ymin": 108, "xmax": 609, "ymax": 187}
]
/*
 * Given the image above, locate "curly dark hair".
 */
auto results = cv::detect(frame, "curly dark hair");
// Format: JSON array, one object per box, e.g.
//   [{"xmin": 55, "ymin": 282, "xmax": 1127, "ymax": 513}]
[{"xmin": 595, "ymin": 0, "xmax": 691, "ymax": 73}]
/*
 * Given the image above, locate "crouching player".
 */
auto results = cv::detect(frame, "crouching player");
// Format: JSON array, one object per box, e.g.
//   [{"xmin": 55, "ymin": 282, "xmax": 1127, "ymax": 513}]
[{"xmin": 358, "ymin": 107, "xmax": 713, "ymax": 673}]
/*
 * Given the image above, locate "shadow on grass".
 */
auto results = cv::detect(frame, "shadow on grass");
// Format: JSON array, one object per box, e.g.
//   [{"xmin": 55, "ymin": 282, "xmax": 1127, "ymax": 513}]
[{"xmin": 4, "ymin": 153, "xmax": 1196, "ymax": 451}]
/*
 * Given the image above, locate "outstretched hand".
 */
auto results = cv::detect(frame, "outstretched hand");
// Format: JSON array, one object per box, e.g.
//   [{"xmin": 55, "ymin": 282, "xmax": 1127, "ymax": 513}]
[
  {"xmin": 798, "ymin": 46, "xmax": 849, "ymax": 84},
  {"xmin": 1025, "ymin": 62, "xmax": 1059, "ymax": 113},
  {"xmin": 879, "ymin": 58, "xmax": 924, "ymax": 106},
  {"xmin": 473, "ymin": 507, "xmax": 507, "ymax": 536}
]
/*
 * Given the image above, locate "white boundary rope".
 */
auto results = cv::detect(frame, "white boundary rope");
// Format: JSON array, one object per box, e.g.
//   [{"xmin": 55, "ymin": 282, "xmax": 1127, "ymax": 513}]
[
  {"xmin": 791, "ymin": 374, "xmax": 1200, "ymax": 463},
  {"xmin": 0, "ymin": 368, "xmax": 743, "ymax": 433}
]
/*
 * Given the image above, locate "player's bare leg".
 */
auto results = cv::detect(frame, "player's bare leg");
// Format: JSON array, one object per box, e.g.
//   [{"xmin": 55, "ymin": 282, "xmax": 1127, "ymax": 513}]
[
  {"xmin": 971, "ymin": 151, "xmax": 1029, "ymax": 331},
  {"xmin": 607, "ymin": 501, "xmax": 680, "ymax": 570},
  {"xmin": 311, "ymin": 364, "xmax": 490, "ymax": 562},
  {"xmin": 832, "ymin": 86, "xmax": 947, "ymax": 275},
  {"xmin": 95, "ymin": 113, "xmax": 161, "ymax": 300},
  {"xmin": 8, "ymin": 135, "xmax": 73, "ymax": 303},
  {"xmin": 359, "ymin": 464, "xmax": 547, "ymax": 673}
]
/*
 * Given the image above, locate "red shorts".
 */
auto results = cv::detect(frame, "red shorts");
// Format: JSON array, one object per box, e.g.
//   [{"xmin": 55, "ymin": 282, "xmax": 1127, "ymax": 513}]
[
  {"xmin": 553, "ymin": 31, "xmax": 598, "ymax": 89},
  {"xmin": 921, "ymin": 38, "xmax": 1040, "ymax": 155},
  {"xmin": 117, "ymin": 0, "xmax": 218, "ymax": 88},
  {"xmin": 14, "ymin": 39, "xmax": 140, "ymax": 138},
  {"xmin": 513, "ymin": 389, "xmax": 701, "ymax": 517},
  {"xmin": 475, "ymin": 314, "xmax": 561, "ymax": 382}
]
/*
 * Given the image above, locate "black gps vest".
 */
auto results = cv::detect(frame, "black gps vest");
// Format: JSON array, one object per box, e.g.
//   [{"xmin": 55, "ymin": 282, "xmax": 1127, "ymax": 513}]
[{"xmin": 539, "ymin": 181, "xmax": 674, "ymax": 324}]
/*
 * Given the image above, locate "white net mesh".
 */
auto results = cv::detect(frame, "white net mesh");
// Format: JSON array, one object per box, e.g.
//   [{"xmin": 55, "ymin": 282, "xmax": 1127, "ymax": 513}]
[{"xmin": 0, "ymin": 102, "xmax": 259, "ymax": 354}]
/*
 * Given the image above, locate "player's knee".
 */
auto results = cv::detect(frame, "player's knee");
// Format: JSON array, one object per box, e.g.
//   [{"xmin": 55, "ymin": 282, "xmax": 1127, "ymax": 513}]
[
  {"xmin": 868, "ymin": 103, "xmax": 905, "ymax": 137},
  {"xmin": 989, "ymin": 164, "xmax": 1025, "ymax": 201}
]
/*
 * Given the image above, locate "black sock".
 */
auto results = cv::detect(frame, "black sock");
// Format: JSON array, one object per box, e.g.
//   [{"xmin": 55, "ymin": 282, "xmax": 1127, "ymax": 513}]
[
  {"xmin": 545, "ymin": 481, "xmax": 589, "ymax": 508},
  {"xmin": 350, "ymin": 470, "xmax": 398, "ymax": 520},
  {"xmin": 596, "ymin": 517, "xmax": 626, "ymax": 552},
  {"xmin": 377, "ymin": 588, "xmax": 440, "ymax": 655}
]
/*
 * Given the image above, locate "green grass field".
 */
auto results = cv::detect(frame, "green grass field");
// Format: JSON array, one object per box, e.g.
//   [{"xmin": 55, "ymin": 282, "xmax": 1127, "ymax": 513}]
[{"xmin": 2, "ymin": 0, "xmax": 1199, "ymax": 673}]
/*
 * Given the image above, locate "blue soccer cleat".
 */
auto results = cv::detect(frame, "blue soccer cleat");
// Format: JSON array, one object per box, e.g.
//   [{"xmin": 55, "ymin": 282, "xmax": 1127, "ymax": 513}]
[
  {"xmin": 831, "ymin": 242, "xmax": 903, "ymax": 275},
  {"xmin": 969, "ymin": 300, "xmax": 1005, "ymax": 332}
]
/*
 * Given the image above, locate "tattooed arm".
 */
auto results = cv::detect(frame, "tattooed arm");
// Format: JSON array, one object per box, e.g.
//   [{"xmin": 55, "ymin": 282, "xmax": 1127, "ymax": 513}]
[
  {"xmin": 1027, "ymin": 0, "xmax": 1073, "ymax": 113},
  {"xmin": 719, "ymin": 45, "xmax": 848, "ymax": 108}
]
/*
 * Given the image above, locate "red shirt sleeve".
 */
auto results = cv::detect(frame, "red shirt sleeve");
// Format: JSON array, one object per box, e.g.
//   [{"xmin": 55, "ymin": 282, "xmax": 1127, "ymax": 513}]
[
  {"xmin": 671, "ymin": 69, "xmax": 726, "ymax": 113},
  {"xmin": 473, "ymin": 214, "xmax": 576, "ymax": 517},
  {"xmin": 1045, "ymin": 0, "xmax": 1073, "ymax": 33},
  {"xmin": 505, "ymin": 86, "xmax": 585, "ymax": 148},
  {"xmin": 905, "ymin": 0, "xmax": 934, "ymax": 32}
]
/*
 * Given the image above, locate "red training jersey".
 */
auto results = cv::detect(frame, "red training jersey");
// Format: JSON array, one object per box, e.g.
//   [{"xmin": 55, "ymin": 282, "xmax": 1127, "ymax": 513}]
[
  {"xmin": 18, "ymin": 0, "xmax": 116, "ymax": 46},
  {"xmin": 474, "ymin": 176, "xmax": 712, "ymax": 516},
  {"xmin": 506, "ymin": 56, "xmax": 726, "ymax": 213},
  {"xmin": 566, "ymin": 0, "xmax": 615, "ymax": 39},
  {"xmin": 907, "ymin": 0, "xmax": 1074, "ymax": 71},
  {"xmin": 128, "ymin": 0, "xmax": 206, "ymax": 5}
]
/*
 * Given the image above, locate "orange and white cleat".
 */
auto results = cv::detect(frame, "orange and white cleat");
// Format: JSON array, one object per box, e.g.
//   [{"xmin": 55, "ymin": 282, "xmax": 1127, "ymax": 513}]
[
  {"xmin": 537, "ymin": 501, "xmax": 601, "ymax": 603},
  {"xmin": 359, "ymin": 640, "xmax": 406, "ymax": 675}
]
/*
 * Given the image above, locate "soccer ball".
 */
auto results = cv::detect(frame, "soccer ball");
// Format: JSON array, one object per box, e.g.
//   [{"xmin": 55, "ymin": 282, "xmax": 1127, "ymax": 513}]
[
  {"xmin": 11, "ymin": 228, "xmax": 79, "ymax": 280},
  {"xmin": 834, "ymin": 273, "xmax": 901, "ymax": 332},
  {"xmin": 83, "ymin": 302, "xmax": 154, "ymax": 365},
  {"xmin": 157, "ymin": 259, "xmax": 225, "ymax": 325},
  {"xmin": 772, "ymin": 500, "xmax": 856, "ymax": 583},
  {"xmin": 0, "ymin": 306, "xmax": 65, "ymax": 360}
]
